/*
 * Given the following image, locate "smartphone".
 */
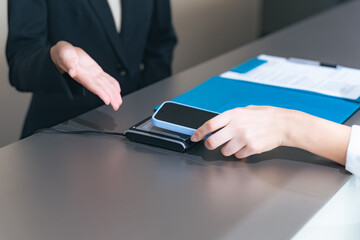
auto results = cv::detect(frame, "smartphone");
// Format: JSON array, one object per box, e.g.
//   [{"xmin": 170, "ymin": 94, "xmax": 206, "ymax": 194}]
[{"xmin": 152, "ymin": 101, "xmax": 219, "ymax": 136}]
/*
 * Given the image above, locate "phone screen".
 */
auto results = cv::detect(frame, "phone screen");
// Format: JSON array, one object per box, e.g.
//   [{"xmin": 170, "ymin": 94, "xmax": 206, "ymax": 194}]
[{"xmin": 154, "ymin": 102, "xmax": 218, "ymax": 129}]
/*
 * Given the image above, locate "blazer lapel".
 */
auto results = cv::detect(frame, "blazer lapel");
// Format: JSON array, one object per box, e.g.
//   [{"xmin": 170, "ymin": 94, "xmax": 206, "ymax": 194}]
[{"xmin": 87, "ymin": 0, "xmax": 128, "ymax": 66}]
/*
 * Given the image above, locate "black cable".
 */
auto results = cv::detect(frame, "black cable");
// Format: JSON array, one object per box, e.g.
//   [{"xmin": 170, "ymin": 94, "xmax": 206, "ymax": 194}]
[{"xmin": 34, "ymin": 128, "xmax": 126, "ymax": 137}]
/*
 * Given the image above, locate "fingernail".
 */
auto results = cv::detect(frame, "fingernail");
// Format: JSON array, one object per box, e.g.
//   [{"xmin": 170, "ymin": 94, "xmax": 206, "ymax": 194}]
[{"xmin": 191, "ymin": 135, "xmax": 198, "ymax": 142}]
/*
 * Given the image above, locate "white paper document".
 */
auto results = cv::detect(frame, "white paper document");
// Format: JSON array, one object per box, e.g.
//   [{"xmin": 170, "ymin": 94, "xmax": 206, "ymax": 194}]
[{"xmin": 221, "ymin": 55, "xmax": 360, "ymax": 101}]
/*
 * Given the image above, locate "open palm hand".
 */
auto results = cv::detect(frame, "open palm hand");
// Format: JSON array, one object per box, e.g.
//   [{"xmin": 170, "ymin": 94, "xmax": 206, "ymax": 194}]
[{"xmin": 51, "ymin": 41, "xmax": 122, "ymax": 110}]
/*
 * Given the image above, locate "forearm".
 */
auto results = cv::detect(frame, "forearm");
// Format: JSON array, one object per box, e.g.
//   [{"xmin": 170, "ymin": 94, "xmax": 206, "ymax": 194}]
[
  {"xmin": 283, "ymin": 110, "xmax": 351, "ymax": 165},
  {"xmin": 7, "ymin": 47, "xmax": 61, "ymax": 92},
  {"xmin": 6, "ymin": 0, "xmax": 70, "ymax": 94}
]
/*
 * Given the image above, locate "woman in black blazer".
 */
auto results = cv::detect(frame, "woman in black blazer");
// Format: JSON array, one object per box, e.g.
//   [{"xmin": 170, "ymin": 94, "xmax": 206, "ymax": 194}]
[{"xmin": 6, "ymin": 0, "xmax": 177, "ymax": 138}]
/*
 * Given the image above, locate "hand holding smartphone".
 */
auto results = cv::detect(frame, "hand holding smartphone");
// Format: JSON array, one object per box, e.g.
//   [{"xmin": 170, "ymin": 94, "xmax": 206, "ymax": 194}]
[{"xmin": 152, "ymin": 101, "xmax": 219, "ymax": 136}]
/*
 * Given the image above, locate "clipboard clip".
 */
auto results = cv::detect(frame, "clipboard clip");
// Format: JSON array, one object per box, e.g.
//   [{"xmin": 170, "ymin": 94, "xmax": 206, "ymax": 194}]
[{"xmin": 288, "ymin": 57, "xmax": 342, "ymax": 69}]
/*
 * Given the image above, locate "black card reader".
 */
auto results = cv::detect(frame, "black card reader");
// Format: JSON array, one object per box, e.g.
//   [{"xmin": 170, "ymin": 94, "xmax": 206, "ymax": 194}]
[{"xmin": 124, "ymin": 117, "xmax": 197, "ymax": 152}]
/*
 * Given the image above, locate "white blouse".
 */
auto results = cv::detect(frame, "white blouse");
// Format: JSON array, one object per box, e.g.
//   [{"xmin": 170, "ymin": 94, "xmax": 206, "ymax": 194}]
[
  {"xmin": 107, "ymin": 0, "xmax": 122, "ymax": 33},
  {"xmin": 346, "ymin": 125, "xmax": 360, "ymax": 177}
]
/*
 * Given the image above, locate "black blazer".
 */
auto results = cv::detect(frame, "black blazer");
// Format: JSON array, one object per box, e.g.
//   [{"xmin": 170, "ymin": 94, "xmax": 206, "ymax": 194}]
[{"xmin": 6, "ymin": 0, "xmax": 177, "ymax": 138}]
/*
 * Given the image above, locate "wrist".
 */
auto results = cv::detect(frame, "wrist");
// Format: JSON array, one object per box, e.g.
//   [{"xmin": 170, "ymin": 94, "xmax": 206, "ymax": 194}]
[
  {"xmin": 276, "ymin": 108, "xmax": 351, "ymax": 165},
  {"xmin": 280, "ymin": 109, "xmax": 308, "ymax": 148}
]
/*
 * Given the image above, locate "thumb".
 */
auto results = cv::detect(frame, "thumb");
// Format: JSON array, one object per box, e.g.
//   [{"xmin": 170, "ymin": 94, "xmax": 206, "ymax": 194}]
[
  {"xmin": 68, "ymin": 68, "xmax": 77, "ymax": 78},
  {"xmin": 60, "ymin": 45, "xmax": 79, "ymax": 76}
]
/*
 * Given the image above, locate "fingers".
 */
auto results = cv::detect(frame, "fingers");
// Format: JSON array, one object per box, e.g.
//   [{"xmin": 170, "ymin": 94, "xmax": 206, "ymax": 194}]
[
  {"xmin": 205, "ymin": 130, "xmax": 253, "ymax": 159},
  {"xmin": 190, "ymin": 106, "xmax": 283, "ymax": 160},
  {"xmin": 234, "ymin": 146, "xmax": 253, "ymax": 159},
  {"xmin": 79, "ymin": 74, "xmax": 122, "ymax": 111},
  {"xmin": 102, "ymin": 73, "xmax": 122, "ymax": 110},
  {"xmin": 204, "ymin": 128, "xmax": 252, "ymax": 159},
  {"xmin": 191, "ymin": 112, "xmax": 231, "ymax": 142},
  {"xmin": 221, "ymin": 139, "xmax": 246, "ymax": 157},
  {"xmin": 97, "ymin": 76, "xmax": 115, "ymax": 107},
  {"xmin": 87, "ymin": 81, "xmax": 111, "ymax": 106},
  {"xmin": 99, "ymin": 75, "xmax": 122, "ymax": 111},
  {"xmin": 76, "ymin": 75, "xmax": 118, "ymax": 109},
  {"xmin": 204, "ymin": 127, "xmax": 234, "ymax": 150},
  {"xmin": 105, "ymin": 72, "xmax": 121, "ymax": 94}
]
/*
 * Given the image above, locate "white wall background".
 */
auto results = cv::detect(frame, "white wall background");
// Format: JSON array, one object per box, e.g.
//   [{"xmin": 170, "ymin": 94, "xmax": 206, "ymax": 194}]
[{"xmin": 0, "ymin": 0, "xmax": 260, "ymax": 148}]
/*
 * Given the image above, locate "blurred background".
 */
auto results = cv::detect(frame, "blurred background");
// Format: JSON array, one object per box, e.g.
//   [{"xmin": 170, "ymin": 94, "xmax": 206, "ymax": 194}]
[{"xmin": 0, "ymin": 0, "xmax": 352, "ymax": 148}]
